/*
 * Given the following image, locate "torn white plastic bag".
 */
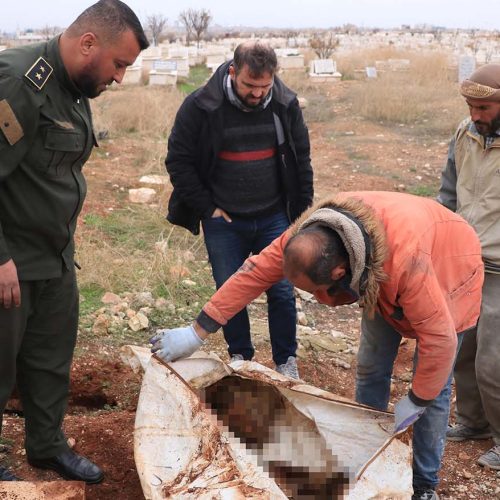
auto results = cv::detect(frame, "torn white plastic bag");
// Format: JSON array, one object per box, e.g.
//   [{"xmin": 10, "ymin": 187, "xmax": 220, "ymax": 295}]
[{"xmin": 121, "ymin": 346, "xmax": 412, "ymax": 499}]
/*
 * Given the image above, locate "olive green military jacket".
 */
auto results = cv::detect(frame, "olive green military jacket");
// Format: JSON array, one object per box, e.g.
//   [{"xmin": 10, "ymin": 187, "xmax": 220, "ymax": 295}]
[{"xmin": 0, "ymin": 37, "xmax": 95, "ymax": 280}]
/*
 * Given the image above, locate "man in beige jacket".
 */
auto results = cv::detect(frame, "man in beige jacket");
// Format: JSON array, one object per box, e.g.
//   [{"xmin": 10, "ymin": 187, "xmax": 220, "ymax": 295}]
[{"xmin": 438, "ymin": 63, "xmax": 500, "ymax": 470}]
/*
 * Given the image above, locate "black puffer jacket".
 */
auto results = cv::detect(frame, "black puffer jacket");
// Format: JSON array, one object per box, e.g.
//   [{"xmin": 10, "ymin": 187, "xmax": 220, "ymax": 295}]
[{"xmin": 165, "ymin": 61, "xmax": 314, "ymax": 235}]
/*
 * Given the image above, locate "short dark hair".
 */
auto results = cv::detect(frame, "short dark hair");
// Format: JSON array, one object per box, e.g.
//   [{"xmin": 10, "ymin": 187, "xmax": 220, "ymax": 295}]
[
  {"xmin": 233, "ymin": 41, "xmax": 278, "ymax": 77},
  {"xmin": 67, "ymin": 0, "xmax": 149, "ymax": 50},
  {"xmin": 284, "ymin": 225, "xmax": 349, "ymax": 285}
]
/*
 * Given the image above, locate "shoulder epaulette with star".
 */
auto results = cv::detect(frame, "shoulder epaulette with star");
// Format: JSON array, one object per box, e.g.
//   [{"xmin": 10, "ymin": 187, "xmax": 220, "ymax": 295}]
[{"xmin": 24, "ymin": 57, "xmax": 53, "ymax": 91}]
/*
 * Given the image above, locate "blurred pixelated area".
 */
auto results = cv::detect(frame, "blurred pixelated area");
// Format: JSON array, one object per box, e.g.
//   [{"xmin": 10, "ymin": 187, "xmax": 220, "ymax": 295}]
[
  {"xmin": 122, "ymin": 348, "xmax": 412, "ymax": 499},
  {"xmin": 203, "ymin": 376, "xmax": 351, "ymax": 498}
]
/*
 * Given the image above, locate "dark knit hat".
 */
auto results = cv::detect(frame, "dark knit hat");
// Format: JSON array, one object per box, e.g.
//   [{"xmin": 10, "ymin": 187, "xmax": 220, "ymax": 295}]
[{"xmin": 461, "ymin": 64, "xmax": 500, "ymax": 101}]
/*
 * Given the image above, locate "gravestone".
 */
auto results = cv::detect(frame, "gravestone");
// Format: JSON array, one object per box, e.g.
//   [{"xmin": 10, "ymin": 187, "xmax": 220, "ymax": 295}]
[
  {"xmin": 309, "ymin": 59, "xmax": 341, "ymax": 82},
  {"xmin": 153, "ymin": 60, "xmax": 177, "ymax": 72},
  {"xmin": 312, "ymin": 59, "xmax": 336, "ymax": 74},
  {"xmin": 206, "ymin": 53, "xmax": 225, "ymax": 73},
  {"xmin": 149, "ymin": 60, "xmax": 177, "ymax": 86},
  {"xmin": 122, "ymin": 66, "xmax": 142, "ymax": 85},
  {"xmin": 458, "ymin": 55, "xmax": 476, "ymax": 82}
]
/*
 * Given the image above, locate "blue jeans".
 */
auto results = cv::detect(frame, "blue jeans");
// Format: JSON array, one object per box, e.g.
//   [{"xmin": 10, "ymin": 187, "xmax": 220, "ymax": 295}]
[
  {"xmin": 356, "ymin": 312, "xmax": 464, "ymax": 490},
  {"xmin": 202, "ymin": 210, "xmax": 297, "ymax": 365}
]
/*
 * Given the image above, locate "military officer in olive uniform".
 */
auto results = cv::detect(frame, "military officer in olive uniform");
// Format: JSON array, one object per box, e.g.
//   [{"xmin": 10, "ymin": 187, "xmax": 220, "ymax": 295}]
[{"xmin": 0, "ymin": 0, "xmax": 148, "ymax": 483}]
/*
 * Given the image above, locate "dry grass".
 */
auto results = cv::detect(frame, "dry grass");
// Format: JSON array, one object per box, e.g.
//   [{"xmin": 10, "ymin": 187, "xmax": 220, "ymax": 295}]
[
  {"xmin": 90, "ymin": 85, "xmax": 184, "ymax": 138},
  {"xmin": 77, "ymin": 205, "xmax": 212, "ymax": 300},
  {"xmin": 79, "ymin": 84, "xmax": 209, "ymax": 302},
  {"xmin": 343, "ymin": 50, "xmax": 468, "ymax": 134}
]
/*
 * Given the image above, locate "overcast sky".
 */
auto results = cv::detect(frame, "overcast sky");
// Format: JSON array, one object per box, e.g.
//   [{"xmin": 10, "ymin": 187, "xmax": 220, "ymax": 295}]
[{"xmin": 2, "ymin": 0, "xmax": 499, "ymax": 32}]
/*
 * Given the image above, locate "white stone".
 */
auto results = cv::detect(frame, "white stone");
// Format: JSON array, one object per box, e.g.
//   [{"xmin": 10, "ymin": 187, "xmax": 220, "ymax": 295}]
[
  {"xmin": 139, "ymin": 175, "xmax": 170, "ymax": 186},
  {"xmin": 296, "ymin": 289, "xmax": 315, "ymax": 302},
  {"xmin": 129, "ymin": 188, "xmax": 156, "ymax": 204},
  {"xmin": 297, "ymin": 97, "xmax": 308, "ymax": 109},
  {"xmin": 122, "ymin": 66, "xmax": 142, "ymax": 85},
  {"xmin": 128, "ymin": 312, "xmax": 149, "ymax": 332},
  {"xmin": 297, "ymin": 311, "xmax": 308, "ymax": 326}
]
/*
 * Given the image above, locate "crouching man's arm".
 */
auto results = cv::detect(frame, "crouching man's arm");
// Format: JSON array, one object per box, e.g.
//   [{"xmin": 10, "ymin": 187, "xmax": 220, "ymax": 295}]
[{"xmin": 151, "ymin": 231, "xmax": 291, "ymax": 362}]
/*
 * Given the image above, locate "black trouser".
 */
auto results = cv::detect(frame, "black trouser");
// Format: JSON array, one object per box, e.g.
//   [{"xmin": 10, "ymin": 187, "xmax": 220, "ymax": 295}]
[{"xmin": 0, "ymin": 269, "xmax": 78, "ymax": 459}]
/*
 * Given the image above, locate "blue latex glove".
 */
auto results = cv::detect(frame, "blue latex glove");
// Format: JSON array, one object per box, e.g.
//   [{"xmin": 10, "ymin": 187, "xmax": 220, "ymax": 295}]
[
  {"xmin": 150, "ymin": 325, "xmax": 204, "ymax": 362},
  {"xmin": 394, "ymin": 394, "xmax": 427, "ymax": 434}
]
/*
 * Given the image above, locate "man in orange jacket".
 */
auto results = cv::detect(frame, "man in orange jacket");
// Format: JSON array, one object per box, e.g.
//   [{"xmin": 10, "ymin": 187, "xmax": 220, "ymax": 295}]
[{"xmin": 151, "ymin": 191, "xmax": 483, "ymax": 500}]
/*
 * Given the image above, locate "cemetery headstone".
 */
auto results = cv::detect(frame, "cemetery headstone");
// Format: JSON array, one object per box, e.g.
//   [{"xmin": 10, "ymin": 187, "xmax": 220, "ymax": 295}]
[{"xmin": 458, "ymin": 55, "xmax": 476, "ymax": 83}]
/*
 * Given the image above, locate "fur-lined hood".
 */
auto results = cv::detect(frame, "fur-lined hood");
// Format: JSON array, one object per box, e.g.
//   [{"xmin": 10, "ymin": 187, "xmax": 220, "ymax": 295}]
[{"xmin": 290, "ymin": 194, "xmax": 388, "ymax": 315}]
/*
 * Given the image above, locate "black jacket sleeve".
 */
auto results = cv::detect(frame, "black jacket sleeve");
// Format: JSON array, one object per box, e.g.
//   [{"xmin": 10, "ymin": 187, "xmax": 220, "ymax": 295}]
[
  {"xmin": 288, "ymin": 98, "xmax": 313, "ymax": 213},
  {"xmin": 165, "ymin": 96, "xmax": 216, "ymax": 220}
]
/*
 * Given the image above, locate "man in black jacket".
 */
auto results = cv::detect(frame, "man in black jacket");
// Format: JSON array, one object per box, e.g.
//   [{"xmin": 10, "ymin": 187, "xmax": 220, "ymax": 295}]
[{"xmin": 166, "ymin": 41, "xmax": 313, "ymax": 378}]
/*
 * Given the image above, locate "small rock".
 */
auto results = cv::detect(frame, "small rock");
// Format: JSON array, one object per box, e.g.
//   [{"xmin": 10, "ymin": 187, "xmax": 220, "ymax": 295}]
[
  {"xmin": 333, "ymin": 359, "xmax": 351, "ymax": 369},
  {"xmin": 126, "ymin": 309, "xmax": 136, "ymax": 319},
  {"xmin": 92, "ymin": 314, "xmax": 111, "ymax": 335},
  {"xmin": 297, "ymin": 325, "xmax": 315, "ymax": 334},
  {"xmin": 462, "ymin": 470, "xmax": 472, "ymax": 480},
  {"xmin": 139, "ymin": 175, "xmax": 169, "ymax": 185},
  {"xmin": 139, "ymin": 307, "xmax": 152, "ymax": 316},
  {"xmin": 458, "ymin": 451, "xmax": 470, "ymax": 460},
  {"xmin": 133, "ymin": 292, "xmax": 155, "ymax": 308},
  {"xmin": 297, "ymin": 311, "xmax": 308, "ymax": 326},
  {"xmin": 128, "ymin": 312, "xmax": 149, "ymax": 332},
  {"xmin": 181, "ymin": 279, "xmax": 197, "ymax": 287},
  {"xmin": 307, "ymin": 335, "xmax": 348, "ymax": 353},
  {"xmin": 330, "ymin": 329, "xmax": 345, "ymax": 338},
  {"xmin": 67, "ymin": 437, "xmax": 76, "ymax": 449},
  {"xmin": 128, "ymin": 187, "xmax": 156, "ymax": 204},
  {"xmin": 108, "ymin": 316, "xmax": 125, "ymax": 335},
  {"xmin": 296, "ymin": 289, "xmax": 314, "ymax": 302},
  {"xmin": 111, "ymin": 302, "xmax": 128, "ymax": 314},
  {"xmin": 253, "ymin": 294, "xmax": 266, "ymax": 304},
  {"xmin": 297, "ymin": 96, "xmax": 308, "ymax": 109}
]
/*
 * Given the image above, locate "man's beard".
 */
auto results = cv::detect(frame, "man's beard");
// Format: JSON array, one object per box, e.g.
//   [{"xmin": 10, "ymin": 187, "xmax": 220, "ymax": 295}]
[
  {"xmin": 234, "ymin": 83, "xmax": 267, "ymax": 108},
  {"xmin": 475, "ymin": 113, "xmax": 500, "ymax": 137},
  {"xmin": 73, "ymin": 61, "xmax": 105, "ymax": 99}
]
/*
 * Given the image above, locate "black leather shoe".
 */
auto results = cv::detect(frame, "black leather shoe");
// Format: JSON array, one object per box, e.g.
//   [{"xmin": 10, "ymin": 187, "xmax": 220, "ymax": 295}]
[
  {"xmin": 0, "ymin": 465, "xmax": 21, "ymax": 481},
  {"xmin": 28, "ymin": 450, "xmax": 104, "ymax": 484}
]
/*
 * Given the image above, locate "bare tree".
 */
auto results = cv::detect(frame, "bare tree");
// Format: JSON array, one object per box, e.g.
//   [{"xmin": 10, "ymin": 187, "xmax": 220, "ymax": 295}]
[
  {"xmin": 178, "ymin": 8, "xmax": 211, "ymax": 48},
  {"xmin": 146, "ymin": 14, "xmax": 168, "ymax": 47},
  {"xmin": 309, "ymin": 32, "xmax": 339, "ymax": 59}
]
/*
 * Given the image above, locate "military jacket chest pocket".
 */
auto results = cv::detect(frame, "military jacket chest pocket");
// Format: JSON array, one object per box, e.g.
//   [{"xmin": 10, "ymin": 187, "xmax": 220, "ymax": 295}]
[{"xmin": 29, "ymin": 126, "xmax": 86, "ymax": 177}]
